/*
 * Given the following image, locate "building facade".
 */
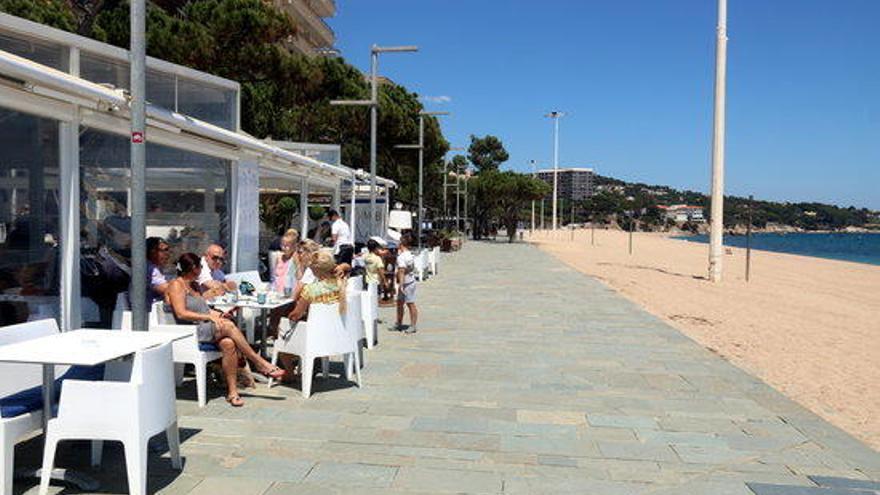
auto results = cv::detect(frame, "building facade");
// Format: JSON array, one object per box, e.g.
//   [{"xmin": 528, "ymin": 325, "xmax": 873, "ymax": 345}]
[
  {"xmin": 0, "ymin": 12, "xmax": 395, "ymax": 331},
  {"xmin": 536, "ymin": 168, "xmax": 595, "ymax": 201},
  {"xmin": 273, "ymin": 0, "xmax": 336, "ymax": 56},
  {"xmin": 657, "ymin": 205, "xmax": 706, "ymax": 223}
]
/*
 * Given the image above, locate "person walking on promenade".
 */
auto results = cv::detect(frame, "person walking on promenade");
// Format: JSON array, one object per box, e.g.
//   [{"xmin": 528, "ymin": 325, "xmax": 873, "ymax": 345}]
[{"xmin": 394, "ymin": 234, "xmax": 418, "ymax": 334}]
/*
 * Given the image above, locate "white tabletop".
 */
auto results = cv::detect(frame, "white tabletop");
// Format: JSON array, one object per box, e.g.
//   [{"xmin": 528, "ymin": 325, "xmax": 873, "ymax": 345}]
[
  {"xmin": 208, "ymin": 295, "xmax": 291, "ymax": 311},
  {"xmin": 0, "ymin": 329, "xmax": 186, "ymax": 367}
]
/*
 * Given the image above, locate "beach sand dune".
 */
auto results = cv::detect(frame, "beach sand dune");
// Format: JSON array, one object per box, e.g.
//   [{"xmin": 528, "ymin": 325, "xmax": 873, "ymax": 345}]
[{"xmin": 532, "ymin": 229, "xmax": 880, "ymax": 450}]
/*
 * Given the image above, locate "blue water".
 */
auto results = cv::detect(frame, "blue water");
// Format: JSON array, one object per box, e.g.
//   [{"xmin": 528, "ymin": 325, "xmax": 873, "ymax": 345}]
[{"xmin": 677, "ymin": 233, "xmax": 880, "ymax": 266}]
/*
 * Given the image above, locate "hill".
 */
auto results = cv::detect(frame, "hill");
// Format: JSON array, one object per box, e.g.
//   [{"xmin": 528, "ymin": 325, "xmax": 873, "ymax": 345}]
[{"xmin": 577, "ymin": 175, "xmax": 879, "ymax": 232}]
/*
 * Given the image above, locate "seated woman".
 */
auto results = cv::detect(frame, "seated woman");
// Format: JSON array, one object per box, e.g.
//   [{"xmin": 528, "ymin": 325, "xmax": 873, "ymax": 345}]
[
  {"xmin": 166, "ymin": 253, "xmax": 285, "ymax": 407},
  {"xmin": 268, "ymin": 229, "xmax": 299, "ymax": 335},
  {"xmin": 277, "ymin": 250, "xmax": 347, "ymax": 378}
]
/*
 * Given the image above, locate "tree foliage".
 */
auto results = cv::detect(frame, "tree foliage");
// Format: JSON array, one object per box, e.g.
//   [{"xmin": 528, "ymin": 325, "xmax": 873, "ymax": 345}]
[
  {"xmin": 1, "ymin": 0, "xmax": 449, "ymax": 209},
  {"xmin": 467, "ymin": 134, "xmax": 509, "ymax": 173},
  {"xmin": 470, "ymin": 170, "xmax": 549, "ymax": 242}
]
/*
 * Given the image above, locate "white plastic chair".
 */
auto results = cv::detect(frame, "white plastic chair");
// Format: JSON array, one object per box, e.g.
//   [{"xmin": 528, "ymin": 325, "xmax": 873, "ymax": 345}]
[
  {"xmin": 360, "ymin": 281, "xmax": 379, "ymax": 349},
  {"xmin": 113, "ymin": 303, "xmax": 222, "ymax": 408},
  {"xmin": 0, "ymin": 319, "xmax": 60, "ymax": 495},
  {"xmin": 415, "ymin": 250, "xmax": 429, "ymax": 281},
  {"xmin": 39, "ymin": 343, "xmax": 181, "ymax": 495},
  {"xmin": 269, "ymin": 303, "xmax": 361, "ymax": 398},
  {"xmin": 342, "ymin": 288, "xmax": 365, "ymax": 377},
  {"xmin": 430, "ymin": 246, "xmax": 440, "ymax": 275}
]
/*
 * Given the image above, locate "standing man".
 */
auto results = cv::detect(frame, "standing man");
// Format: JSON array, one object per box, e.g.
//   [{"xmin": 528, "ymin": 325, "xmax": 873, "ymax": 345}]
[
  {"xmin": 198, "ymin": 244, "xmax": 236, "ymax": 297},
  {"xmin": 328, "ymin": 209, "xmax": 354, "ymax": 265},
  {"xmin": 394, "ymin": 234, "xmax": 418, "ymax": 334}
]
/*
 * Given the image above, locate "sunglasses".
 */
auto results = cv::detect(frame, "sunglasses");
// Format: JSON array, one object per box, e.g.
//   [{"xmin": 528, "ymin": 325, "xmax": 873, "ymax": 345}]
[{"xmin": 210, "ymin": 255, "xmax": 226, "ymax": 262}]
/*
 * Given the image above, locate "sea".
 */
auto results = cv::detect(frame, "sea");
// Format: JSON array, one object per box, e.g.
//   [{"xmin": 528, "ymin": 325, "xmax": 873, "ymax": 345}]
[{"xmin": 677, "ymin": 232, "xmax": 880, "ymax": 266}]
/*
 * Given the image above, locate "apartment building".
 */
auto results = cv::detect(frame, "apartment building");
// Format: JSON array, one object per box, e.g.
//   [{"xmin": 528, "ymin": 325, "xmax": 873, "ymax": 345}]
[
  {"xmin": 273, "ymin": 0, "xmax": 336, "ymax": 56},
  {"xmin": 536, "ymin": 167, "xmax": 595, "ymax": 201}
]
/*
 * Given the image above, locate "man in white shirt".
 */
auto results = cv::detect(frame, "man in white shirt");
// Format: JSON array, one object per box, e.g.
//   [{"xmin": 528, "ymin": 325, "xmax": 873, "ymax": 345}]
[
  {"xmin": 198, "ymin": 244, "xmax": 236, "ymax": 297},
  {"xmin": 328, "ymin": 209, "xmax": 353, "ymax": 264}
]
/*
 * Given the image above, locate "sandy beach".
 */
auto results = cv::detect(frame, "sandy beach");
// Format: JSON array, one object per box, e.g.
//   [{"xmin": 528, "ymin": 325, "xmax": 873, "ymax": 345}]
[{"xmin": 531, "ymin": 228, "xmax": 880, "ymax": 450}]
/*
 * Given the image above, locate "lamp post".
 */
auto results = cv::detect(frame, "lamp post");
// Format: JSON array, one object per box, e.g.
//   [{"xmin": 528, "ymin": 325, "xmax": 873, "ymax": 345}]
[
  {"xmin": 708, "ymin": 0, "xmax": 728, "ymax": 282},
  {"xmin": 331, "ymin": 44, "xmax": 418, "ymax": 237},
  {"xmin": 545, "ymin": 111, "xmax": 564, "ymax": 230},
  {"xmin": 444, "ymin": 147, "xmax": 466, "ymax": 222},
  {"xmin": 395, "ymin": 111, "xmax": 449, "ymax": 250},
  {"xmin": 529, "ymin": 159, "xmax": 537, "ymax": 234},
  {"xmin": 129, "ymin": 0, "xmax": 147, "ymax": 331}
]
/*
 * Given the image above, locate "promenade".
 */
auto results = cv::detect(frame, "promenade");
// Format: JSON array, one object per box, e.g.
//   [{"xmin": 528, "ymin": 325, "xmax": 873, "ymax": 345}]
[{"xmin": 19, "ymin": 242, "xmax": 880, "ymax": 494}]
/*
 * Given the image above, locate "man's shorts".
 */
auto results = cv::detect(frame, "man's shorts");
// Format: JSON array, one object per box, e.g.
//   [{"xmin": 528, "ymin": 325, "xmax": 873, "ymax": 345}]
[{"xmin": 397, "ymin": 281, "xmax": 417, "ymax": 304}]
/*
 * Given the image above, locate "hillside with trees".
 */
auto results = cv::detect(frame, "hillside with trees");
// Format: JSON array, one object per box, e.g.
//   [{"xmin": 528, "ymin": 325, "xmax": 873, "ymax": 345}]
[{"xmin": 576, "ymin": 175, "xmax": 879, "ymax": 233}]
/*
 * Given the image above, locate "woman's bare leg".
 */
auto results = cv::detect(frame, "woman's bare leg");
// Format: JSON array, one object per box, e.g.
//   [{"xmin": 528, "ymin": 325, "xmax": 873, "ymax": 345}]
[
  {"xmin": 215, "ymin": 319, "xmax": 277, "ymax": 373},
  {"xmin": 218, "ymin": 338, "xmax": 240, "ymax": 401}
]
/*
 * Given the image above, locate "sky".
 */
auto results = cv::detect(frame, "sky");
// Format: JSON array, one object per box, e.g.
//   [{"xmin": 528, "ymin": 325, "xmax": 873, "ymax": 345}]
[{"xmin": 329, "ymin": 1, "xmax": 879, "ymax": 209}]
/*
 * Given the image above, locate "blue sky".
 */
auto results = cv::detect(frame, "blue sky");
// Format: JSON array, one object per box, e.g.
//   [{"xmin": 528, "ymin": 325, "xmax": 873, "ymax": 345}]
[{"xmin": 329, "ymin": 1, "xmax": 879, "ymax": 209}]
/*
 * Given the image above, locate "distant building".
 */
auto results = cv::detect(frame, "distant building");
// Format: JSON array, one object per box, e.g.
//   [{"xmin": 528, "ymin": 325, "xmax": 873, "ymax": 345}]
[
  {"xmin": 536, "ymin": 167, "xmax": 595, "ymax": 201},
  {"xmin": 272, "ymin": 0, "xmax": 336, "ymax": 56},
  {"xmin": 657, "ymin": 204, "xmax": 705, "ymax": 223}
]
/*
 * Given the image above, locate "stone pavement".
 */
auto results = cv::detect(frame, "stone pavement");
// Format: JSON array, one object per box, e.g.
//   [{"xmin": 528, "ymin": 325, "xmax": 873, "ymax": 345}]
[{"xmin": 15, "ymin": 241, "xmax": 880, "ymax": 494}]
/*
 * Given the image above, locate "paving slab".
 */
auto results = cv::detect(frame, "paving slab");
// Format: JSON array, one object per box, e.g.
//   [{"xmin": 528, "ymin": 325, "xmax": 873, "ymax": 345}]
[{"xmin": 11, "ymin": 241, "xmax": 880, "ymax": 494}]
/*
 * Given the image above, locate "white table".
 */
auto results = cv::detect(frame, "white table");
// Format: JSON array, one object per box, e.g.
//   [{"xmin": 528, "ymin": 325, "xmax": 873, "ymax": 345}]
[
  {"xmin": 0, "ymin": 329, "xmax": 187, "ymax": 490},
  {"xmin": 209, "ymin": 295, "xmax": 291, "ymax": 358}
]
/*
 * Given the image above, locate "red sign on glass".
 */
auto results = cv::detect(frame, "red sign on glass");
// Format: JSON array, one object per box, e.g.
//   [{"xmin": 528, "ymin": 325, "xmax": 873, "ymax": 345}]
[{"xmin": 131, "ymin": 131, "xmax": 144, "ymax": 144}]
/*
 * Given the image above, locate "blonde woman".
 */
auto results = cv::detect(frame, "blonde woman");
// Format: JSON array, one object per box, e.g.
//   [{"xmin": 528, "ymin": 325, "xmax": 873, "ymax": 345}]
[
  {"xmin": 268, "ymin": 229, "xmax": 299, "ymax": 335},
  {"xmin": 279, "ymin": 250, "xmax": 347, "ymax": 380}
]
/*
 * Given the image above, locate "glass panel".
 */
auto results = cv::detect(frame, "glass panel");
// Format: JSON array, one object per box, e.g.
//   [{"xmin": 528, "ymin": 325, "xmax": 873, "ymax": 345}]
[
  {"xmin": 176, "ymin": 78, "xmax": 235, "ymax": 130},
  {"xmin": 0, "ymin": 109, "xmax": 61, "ymax": 326},
  {"xmin": 79, "ymin": 51, "xmax": 129, "ymax": 91},
  {"xmin": 0, "ymin": 32, "xmax": 68, "ymax": 70},
  {"xmin": 79, "ymin": 129, "xmax": 230, "ymax": 326},
  {"xmin": 146, "ymin": 69, "xmax": 176, "ymax": 110}
]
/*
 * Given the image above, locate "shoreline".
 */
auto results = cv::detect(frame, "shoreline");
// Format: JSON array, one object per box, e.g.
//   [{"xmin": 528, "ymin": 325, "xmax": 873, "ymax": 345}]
[
  {"xmin": 530, "ymin": 229, "xmax": 880, "ymax": 450},
  {"xmin": 666, "ymin": 231, "xmax": 880, "ymax": 267}
]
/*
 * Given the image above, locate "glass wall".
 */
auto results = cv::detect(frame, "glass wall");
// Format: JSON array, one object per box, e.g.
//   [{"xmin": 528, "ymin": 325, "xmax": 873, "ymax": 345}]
[
  {"xmin": 0, "ymin": 109, "xmax": 61, "ymax": 326},
  {"xmin": 0, "ymin": 32, "xmax": 68, "ymax": 70},
  {"xmin": 79, "ymin": 50, "xmax": 236, "ymax": 130},
  {"xmin": 79, "ymin": 129, "xmax": 231, "ymax": 326}
]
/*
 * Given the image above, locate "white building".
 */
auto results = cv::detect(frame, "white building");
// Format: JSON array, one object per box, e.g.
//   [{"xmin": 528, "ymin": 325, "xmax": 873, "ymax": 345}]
[{"xmin": 0, "ymin": 13, "xmax": 393, "ymax": 330}]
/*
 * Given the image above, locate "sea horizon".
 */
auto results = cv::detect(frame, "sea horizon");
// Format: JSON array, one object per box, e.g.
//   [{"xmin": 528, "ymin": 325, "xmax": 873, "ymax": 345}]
[{"xmin": 676, "ymin": 232, "xmax": 880, "ymax": 266}]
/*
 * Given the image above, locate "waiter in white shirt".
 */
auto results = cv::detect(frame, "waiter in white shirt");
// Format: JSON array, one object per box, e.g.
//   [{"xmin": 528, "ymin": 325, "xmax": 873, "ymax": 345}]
[{"xmin": 328, "ymin": 209, "xmax": 354, "ymax": 265}]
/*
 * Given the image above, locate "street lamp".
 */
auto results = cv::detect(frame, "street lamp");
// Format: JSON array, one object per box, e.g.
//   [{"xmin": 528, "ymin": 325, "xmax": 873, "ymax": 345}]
[
  {"xmin": 545, "ymin": 111, "xmax": 564, "ymax": 230},
  {"xmin": 708, "ymin": 0, "xmax": 728, "ymax": 282},
  {"xmin": 395, "ymin": 110, "xmax": 450, "ymax": 250},
  {"xmin": 529, "ymin": 159, "xmax": 537, "ymax": 233},
  {"xmin": 444, "ymin": 147, "xmax": 466, "ymax": 220},
  {"xmin": 331, "ymin": 44, "xmax": 418, "ymax": 237}
]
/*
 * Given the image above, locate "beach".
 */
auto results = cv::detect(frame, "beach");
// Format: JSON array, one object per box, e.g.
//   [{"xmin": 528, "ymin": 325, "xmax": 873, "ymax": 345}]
[{"xmin": 531, "ymin": 228, "xmax": 880, "ymax": 450}]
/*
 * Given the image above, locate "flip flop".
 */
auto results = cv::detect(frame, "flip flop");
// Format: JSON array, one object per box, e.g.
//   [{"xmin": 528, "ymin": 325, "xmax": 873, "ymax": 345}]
[
  {"xmin": 226, "ymin": 395, "xmax": 244, "ymax": 407},
  {"xmin": 261, "ymin": 366, "xmax": 286, "ymax": 380}
]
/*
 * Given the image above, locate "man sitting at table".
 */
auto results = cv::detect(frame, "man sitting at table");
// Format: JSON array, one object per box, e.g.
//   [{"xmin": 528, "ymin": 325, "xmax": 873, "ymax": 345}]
[
  {"xmin": 198, "ymin": 244, "xmax": 236, "ymax": 298},
  {"xmin": 146, "ymin": 236, "xmax": 171, "ymax": 305}
]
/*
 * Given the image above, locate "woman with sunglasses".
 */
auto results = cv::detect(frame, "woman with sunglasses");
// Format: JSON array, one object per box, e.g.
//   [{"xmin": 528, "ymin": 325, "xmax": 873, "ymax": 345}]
[{"xmin": 166, "ymin": 253, "xmax": 285, "ymax": 407}]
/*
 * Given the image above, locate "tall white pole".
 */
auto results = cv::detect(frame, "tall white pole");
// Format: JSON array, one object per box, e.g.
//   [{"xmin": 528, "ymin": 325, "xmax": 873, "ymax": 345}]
[
  {"xmin": 709, "ymin": 0, "xmax": 728, "ymax": 283},
  {"xmin": 530, "ymin": 160, "xmax": 536, "ymax": 233},
  {"xmin": 349, "ymin": 172, "xmax": 357, "ymax": 244},
  {"xmin": 417, "ymin": 115, "xmax": 424, "ymax": 250},
  {"xmin": 552, "ymin": 116, "xmax": 559, "ymax": 230},
  {"xmin": 129, "ymin": 0, "xmax": 147, "ymax": 331},
  {"xmin": 369, "ymin": 48, "xmax": 379, "ymax": 237}
]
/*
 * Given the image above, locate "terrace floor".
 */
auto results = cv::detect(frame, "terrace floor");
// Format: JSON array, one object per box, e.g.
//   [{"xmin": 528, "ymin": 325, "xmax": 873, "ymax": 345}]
[{"xmin": 15, "ymin": 241, "xmax": 880, "ymax": 494}]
